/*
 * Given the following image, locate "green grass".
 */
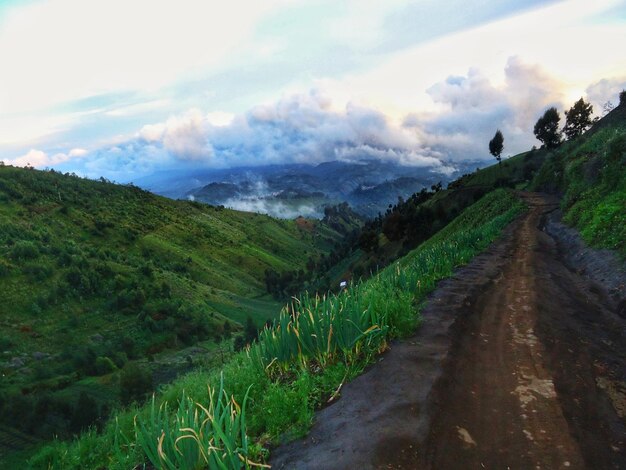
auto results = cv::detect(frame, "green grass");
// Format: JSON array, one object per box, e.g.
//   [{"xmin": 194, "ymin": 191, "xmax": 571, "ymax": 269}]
[
  {"xmin": 0, "ymin": 165, "xmax": 353, "ymax": 449},
  {"xmin": 531, "ymin": 111, "xmax": 626, "ymax": 257},
  {"xmin": 561, "ymin": 129, "xmax": 626, "ymax": 256},
  {"xmin": 436, "ymin": 148, "xmax": 548, "ymax": 196},
  {"xmin": 27, "ymin": 189, "xmax": 524, "ymax": 469}
]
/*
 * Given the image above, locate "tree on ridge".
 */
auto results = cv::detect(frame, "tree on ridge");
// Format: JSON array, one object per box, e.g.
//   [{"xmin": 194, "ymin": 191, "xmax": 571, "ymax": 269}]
[
  {"xmin": 534, "ymin": 107, "xmax": 562, "ymax": 149},
  {"xmin": 489, "ymin": 129, "xmax": 504, "ymax": 166},
  {"xmin": 563, "ymin": 98, "xmax": 596, "ymax": 140}
]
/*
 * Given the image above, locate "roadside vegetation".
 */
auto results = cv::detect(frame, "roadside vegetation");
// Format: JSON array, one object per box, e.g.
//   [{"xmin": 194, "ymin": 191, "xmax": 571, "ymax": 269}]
[
  {"xmin": 532, "ymin": 94, "xmax": 626, "ymax": 256},
  {"xmin": 27, "ymin": 189, "xmax": 525, "ymax": 469}
]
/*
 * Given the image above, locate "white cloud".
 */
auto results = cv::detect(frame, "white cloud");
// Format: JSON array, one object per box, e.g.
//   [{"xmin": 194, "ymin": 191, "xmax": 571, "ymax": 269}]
[
  {"xmin": 402, "ymin": 57, "xmax": 569, "ymax": 159},
  {"xmin": 137, "ymin": 109, "xmax": 214, "ymax": 160},
  {"xmin": 585, "ymin": 77, "xmax": 626, "ymax": 112},
  {"xmin": 161, "ymin": 109, "xmax": 212, "ymax": 160},
  {"xmin": 0, "ymin": 0, "xmax": 290, "ymax": 114},
  {"xmin": 206, "ymin": 111, "xmax": 235, "ymax": 127},
  {"xmin": 104, "ymin": 100, "xmax": 171, "ymax": 117},
  {"xmin": 138, "ymin": 123, "xmax": 166, "ymax": 143},
  {"xmin": 3, "ymin": 0, "xmax": 626, "ymax": 178},
  {"xmin": 68, "ymin": 148, "xmax": 88, "ymax": 157},
  {"xmin": 0, "ymin": 113, "xmax": 74, "ymax": 146},
  {"xmin": 320, "ymin": 0, "xmax": 626, "ymax": 119},
  {"xmin": 7, "ymin": 149, "xmax": 70, "ymax": 167}
]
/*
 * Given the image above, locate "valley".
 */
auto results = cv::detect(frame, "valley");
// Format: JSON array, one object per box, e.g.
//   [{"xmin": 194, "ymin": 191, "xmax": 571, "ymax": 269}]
[
  {"xmin": 2, "ymin": 1, "xmax": 626, "ymax": 468},
  {"xmin": 0, "ymin": 167, "xmax": 359, "ymax": 452},
  {"xmin": 134, "ymin": 159, "xmax": 482, "ymax": 219},
  {"xmin": 1, "ymin": 96, "xmax": 624, "ymax": 470}
]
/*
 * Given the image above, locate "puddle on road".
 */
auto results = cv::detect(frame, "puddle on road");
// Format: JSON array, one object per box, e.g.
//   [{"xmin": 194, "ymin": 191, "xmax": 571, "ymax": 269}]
[
  {"xmin": 456, "ymin": 426, "xmax": 477, "ymax": 447},
  {"xmin": 514, "ymin": 375, "xmax": 557, "ymax": 407}
]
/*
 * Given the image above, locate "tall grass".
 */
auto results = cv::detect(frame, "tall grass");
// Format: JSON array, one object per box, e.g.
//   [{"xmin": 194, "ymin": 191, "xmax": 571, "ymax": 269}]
[{"xmin": 29, "ymin": 189, "xmax": 524, "ymax": 469}]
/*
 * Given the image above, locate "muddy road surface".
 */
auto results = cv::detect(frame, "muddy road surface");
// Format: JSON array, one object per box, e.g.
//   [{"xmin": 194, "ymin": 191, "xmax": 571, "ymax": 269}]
[{"xmin": 271, "ymin": 193, "xmax": 625, "ymax": 469}]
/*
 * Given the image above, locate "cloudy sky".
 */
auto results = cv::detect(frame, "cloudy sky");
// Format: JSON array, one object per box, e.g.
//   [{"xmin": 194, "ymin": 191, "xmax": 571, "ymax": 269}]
[{"xmin": 1, "ymin": 0, "xmax": 626, "ymax": 181}]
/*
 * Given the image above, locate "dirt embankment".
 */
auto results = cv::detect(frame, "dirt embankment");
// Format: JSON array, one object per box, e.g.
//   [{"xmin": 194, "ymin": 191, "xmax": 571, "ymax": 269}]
[{"xmin": 271, "ymin": 193, "xmax": 625, "ymax": 469}]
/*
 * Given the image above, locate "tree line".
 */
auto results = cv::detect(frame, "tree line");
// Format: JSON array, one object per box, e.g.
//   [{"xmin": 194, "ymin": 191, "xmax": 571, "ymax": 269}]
[{"xmin": 488, "ymin": 93, "xmax": 625, "ymax": 163}]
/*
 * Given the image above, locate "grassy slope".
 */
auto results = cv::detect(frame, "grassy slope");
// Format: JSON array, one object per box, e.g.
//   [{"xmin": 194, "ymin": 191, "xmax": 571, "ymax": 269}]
[
  {"xmin": 26, "ymin": 189, "xmax": 525, "ymax": 469},
  {"xmin": 531, "ymin": 102, "xmax": 626, "ymax": 256},
  {"xmin": 12, "ymin": 99, "xmax": 625, "ymax": 466},
  {"xmin": 325, "ymin": 147, "xmax": 547, "ymax": 287},
  {"xmin": 0, "ymin": 165, "xmax": 346, "ymax": 449}
]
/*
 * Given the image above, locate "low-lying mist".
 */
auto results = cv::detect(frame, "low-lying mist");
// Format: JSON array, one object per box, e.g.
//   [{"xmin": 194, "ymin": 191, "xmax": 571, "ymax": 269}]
[{"xmin": 223, "ymin": 196, "xmax": 323, "ymax": 219}]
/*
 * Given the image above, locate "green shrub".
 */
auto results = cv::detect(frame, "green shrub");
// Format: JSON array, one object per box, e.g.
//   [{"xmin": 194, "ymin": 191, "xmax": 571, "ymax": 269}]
[
  {"xmin": 10, "ymin": 240, "xmax": 39, "ymax": 260},
  {"xmin": 0, "ymin": 334, "xmax": 14, "ymax": 350},
  {"xmin": 0, "ymin": 258, "xmax": 11, "ymax": 276},
  {"xmin": 120, "ymin": 363, "xmax": 153, "ymax": 405},
  {"xmin": 94, "ymin": 356, "xmax": 117, "ymax": 375}
]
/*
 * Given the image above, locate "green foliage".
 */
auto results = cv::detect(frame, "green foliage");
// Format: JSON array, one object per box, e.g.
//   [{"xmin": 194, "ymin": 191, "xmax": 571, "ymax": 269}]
[
  {"xmin": 532, "ymin": 109, "xmax": 626, "ymax": 256},
  {"xmin": 10, "ymin": 240, "xmax": 40, "ymax": 261},
  {"xmin": 251, "ymin": 374, "xmax": 314, "ymax": 439},
  {"xmin": 120, "ymin": 363, "xmax": 153, "ymax": 405},
  {"xmin": 29, "ymin": 189, "xmax": 523, "ymax": 469},
  {"xmin": 243, "ymin": 316, "xmax": 258, "ymax": 345},
  {"xmin": 534, "ymin": 107, "xmax": 562, "ymax": 148},
  {"xmin": 133, "ymin": 376, "xmax": 254, "ymax": 470},
  {"xmin": 564, "ymin": 98, "xmax": 596, "ymax": 140},
  {"xmin": 489, "ymin": 129, "xmax": 504, "ymax": 163},
  {"xmin": 0, "ymin": 334, "xmax": 14, "ymax": 350},
  {"xmin": 561, "ymin": 129, "xmax": 626, "ymax": 255},
  {"xmin": 250, "ymin": 289, "xmax": 389, "ymax": 374},
  {"xmin": 94, "ymin": 356, "xmax": 117, "ymax": 375},
  {"xmin": 0, "ymin": 164, "xmax": 349, "ymax": 445},
  {"xmin": 69, "ymin": 392, "xmax": 99, "ymax": 433}
]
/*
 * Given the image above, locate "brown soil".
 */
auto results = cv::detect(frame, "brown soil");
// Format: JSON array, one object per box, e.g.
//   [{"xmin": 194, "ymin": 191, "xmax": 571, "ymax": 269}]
[{"xmin": 271, "ymin": 193, "xmax": 626, "ymax": 469}]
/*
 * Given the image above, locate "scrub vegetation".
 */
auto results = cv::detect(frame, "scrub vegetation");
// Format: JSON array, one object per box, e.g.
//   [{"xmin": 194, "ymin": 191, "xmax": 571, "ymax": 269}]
[{"xmin": 0, "ymin": 166, "xmax": 354, "ymax": 448}]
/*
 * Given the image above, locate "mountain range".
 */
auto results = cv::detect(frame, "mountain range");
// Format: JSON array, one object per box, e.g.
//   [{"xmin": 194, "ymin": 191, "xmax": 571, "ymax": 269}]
[{"xmin": 133, "ymin": 159, "xmax": 485, "ymax": 218}]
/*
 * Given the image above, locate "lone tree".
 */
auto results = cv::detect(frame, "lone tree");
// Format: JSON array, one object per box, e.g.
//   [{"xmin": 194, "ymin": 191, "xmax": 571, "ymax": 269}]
[
  {"xmin": 563, "ymin": 98, "xmax": 595, "ymax": 140},
  {"xmin": 488, "ymin": 129, "xmax": 504, "ymax": 165},
  {"xmin": 534, "ymin": 107, "xmax": 562, "ymax": 149}
]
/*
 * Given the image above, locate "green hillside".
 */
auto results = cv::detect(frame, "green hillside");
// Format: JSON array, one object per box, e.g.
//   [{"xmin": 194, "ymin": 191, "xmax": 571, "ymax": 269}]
[
  {"xmin": 0, "ymin": 165, "xmax": 352, "ymax": 446},
  {"xmin": 531, "ymin": 100, "xmax": 626, "ymax": 256},
  {"xmin": 26, "ymin": 188, "xmax": 525, "ymax": 469},
  {"xmin": 3, "ymin": 97, "xmax": 624, "ymax": 469},
  {"xmin": 298, "ymin": 145, "xmax": 548, "ymax": 291}
]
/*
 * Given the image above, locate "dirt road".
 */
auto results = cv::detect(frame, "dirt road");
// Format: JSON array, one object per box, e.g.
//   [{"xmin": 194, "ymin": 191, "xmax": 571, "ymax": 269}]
[{"xmin": 271, "ymin": 193, "xmax": 626, "ymax": 469}]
